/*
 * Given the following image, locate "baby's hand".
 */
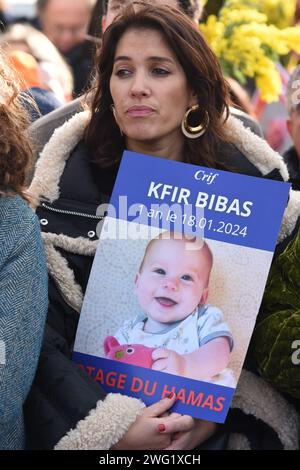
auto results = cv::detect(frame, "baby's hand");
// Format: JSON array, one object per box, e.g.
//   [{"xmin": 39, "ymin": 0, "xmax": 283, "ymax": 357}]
[{"xmin": 152, "ymin": 348, "xmax": 186, "ymax": 375}]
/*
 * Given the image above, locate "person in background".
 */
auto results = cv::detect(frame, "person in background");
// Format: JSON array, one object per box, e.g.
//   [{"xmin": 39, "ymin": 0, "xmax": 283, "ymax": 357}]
[
  {"xmin": 102, "ymin": 0, "xmax": 203, "ymax": 31},
  {"xmin": 0, "ymin": 47, "xmax": 48, "ymax": 449},
  {"xmin": 9, "ymin": 50, "xmax": 61, "ymax": 119},
  {"xmin": 0, "ymin": 0, "xmax": 14, "ymax": 32},
  {"xmin": 284, "ymin": 65, "xmax": 300, "ymax": 190},
  {"xmin": 253, "ymin": 63, "xmax": 292, "ymax": 154},
  {"xmin": 0, "ymin": 23, "xmax": 73, "ymax": 104},
  {"xmin": 33, "ymin": 0, "xmax": 96, "ymax": 96},
  {"xmin": 249, "ymin": 66, "xmax": 300, "ymax": 404}
]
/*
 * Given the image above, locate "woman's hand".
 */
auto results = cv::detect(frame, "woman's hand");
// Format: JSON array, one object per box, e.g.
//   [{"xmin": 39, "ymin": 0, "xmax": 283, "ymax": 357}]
[
  {"xmin": 112, "ymin": 394, "xmax": 194, "ymax": 450},
  {"xmin": 163, "ymin": 415, "xmax": 218, "ymax": 450}
]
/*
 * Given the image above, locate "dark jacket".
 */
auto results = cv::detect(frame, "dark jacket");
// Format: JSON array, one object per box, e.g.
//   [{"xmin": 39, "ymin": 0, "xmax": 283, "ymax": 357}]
[
  {"xmin": 0, "ymin": 11, "xmax": 13, "ymax": 31},
  {"xmin": 283, "ymin": 146, "xmax": 300, "ymax": 191},
  {"xmin": 24, "ymin": 110, "xmax": 300, "ymax": 450},
  {"xmin": 21, "ymin": 87, "xmax": 62, "ymax": 122},
  {"xmin": 64, "ymin": 42, "xmax": 93, "ymax": 97}
]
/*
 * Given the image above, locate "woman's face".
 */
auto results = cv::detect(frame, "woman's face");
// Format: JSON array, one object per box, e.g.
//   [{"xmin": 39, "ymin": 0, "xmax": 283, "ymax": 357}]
[{"xmin": 110, "ymin": 27, "xmax": 196, "ymax": 155}]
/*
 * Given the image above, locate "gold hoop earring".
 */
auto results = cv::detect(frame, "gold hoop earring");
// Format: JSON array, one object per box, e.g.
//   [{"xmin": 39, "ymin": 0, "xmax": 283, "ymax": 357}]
[{"xmin": 181, "ymin": 105, "xmax": 209, "ymax": 139}]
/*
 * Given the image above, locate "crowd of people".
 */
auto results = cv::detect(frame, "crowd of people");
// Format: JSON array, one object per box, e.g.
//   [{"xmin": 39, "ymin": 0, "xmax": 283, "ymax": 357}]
[{"xmin": 0, "ymin": 0, "xmax": 300, "ymax": 451}]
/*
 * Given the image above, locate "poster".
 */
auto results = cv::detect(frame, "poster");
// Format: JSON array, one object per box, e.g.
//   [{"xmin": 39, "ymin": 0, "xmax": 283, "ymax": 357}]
[{"xmin": 73, "ymin": 151, "xmax": 290, "ymax": 423}]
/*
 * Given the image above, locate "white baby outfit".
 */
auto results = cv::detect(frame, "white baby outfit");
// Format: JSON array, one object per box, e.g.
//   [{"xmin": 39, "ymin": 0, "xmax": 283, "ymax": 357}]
[{"xmin": 115, "ymin": 304, "xmax": 236, "ymax": 388}]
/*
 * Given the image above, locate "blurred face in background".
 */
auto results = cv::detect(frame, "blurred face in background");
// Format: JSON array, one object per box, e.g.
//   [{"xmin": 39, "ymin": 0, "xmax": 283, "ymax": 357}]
[
  {"xmin": 39, "ymin": 0, "xmax": 93, "ymax": 54},
  {"xmin": 103, "ymin": 0, "xmax": 179, "ymax": 31}
]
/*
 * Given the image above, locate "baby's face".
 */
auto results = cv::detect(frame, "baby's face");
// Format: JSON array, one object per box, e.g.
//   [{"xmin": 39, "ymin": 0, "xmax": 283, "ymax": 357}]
[{"xmin": 135, "ymin": 238, "xmax": 210, "ymax": 325}]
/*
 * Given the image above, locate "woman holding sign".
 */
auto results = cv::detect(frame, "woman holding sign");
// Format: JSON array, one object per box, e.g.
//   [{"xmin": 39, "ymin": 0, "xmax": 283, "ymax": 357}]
[{"xmin": 26, "ymin": 3, "xmax": 300, "ymax": 450}]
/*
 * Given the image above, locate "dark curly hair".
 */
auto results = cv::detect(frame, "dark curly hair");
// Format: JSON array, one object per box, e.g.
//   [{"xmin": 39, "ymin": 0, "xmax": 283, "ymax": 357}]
[
  {"xmin": 85, "ymin": 3, "xmax": 230, "ymax": 170},
  {"xmin": 0, "ymin": 49, "xmax": 33, "ymax": 199}
]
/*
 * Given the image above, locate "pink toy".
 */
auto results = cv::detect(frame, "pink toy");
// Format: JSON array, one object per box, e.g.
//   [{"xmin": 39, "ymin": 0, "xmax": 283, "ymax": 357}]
[{"xmin": 104, "ymin": 336, "xmax": 155, "ymax": 369}]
